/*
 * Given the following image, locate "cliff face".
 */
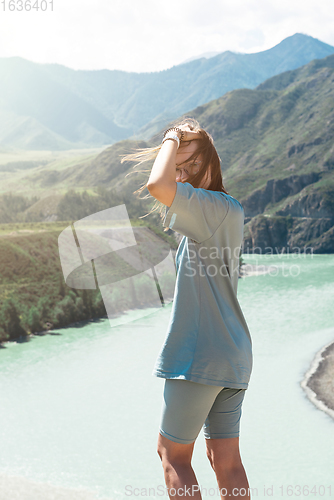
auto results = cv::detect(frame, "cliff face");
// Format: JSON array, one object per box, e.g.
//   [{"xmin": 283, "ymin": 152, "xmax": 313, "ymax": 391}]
[
  {"xmin": 241, "ymin": 172, "xmax": 321, "ymax": 217},
  {"xmin": 243, "ymin": 215, "xmax": 334, "ymax": 254},
  {"xmin": 275, "ymin": 190, "xmax": 333, "ymax": 219},
  {"xmin": 241, "ymin": 171, "xmax": 334, "ymax": 253}
]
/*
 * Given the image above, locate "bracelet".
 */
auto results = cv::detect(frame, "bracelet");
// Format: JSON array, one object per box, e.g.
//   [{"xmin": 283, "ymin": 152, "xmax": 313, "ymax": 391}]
[
  {"xmin": 163, "ymin": 127, "xmax": 185, "ymax": 142},
  {"xmin": 162, "ymin": 132, "xmax": 180, "ymax": 149}
]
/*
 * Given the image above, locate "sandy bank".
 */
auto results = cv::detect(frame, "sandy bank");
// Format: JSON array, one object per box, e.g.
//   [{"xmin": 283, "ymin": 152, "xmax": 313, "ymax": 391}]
[
  {"xmin": 239, "ymin": 263, "xmax": 279, "ymax": 278},
  {"xmin": 0, "ymin": 472, "xmax": 112, "ymax": 500},
  {"xmin": 301, "ymin": 341, "xmax": 334, "ymax": 419}
]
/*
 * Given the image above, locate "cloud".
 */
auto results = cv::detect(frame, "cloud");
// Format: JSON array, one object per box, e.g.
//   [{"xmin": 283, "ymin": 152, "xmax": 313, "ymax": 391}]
[
  {"xmin": 0, "ymin": 0, "xmax": 333, "ymax": 72},
  {"xmin": 239, "ymin": 30, "xmax": 266, "ymax": 51}
]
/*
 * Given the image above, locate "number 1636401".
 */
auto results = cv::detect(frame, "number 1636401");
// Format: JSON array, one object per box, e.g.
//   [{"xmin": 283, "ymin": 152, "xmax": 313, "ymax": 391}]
[{"xmin": 1, "ymin": 0, "xmax": 53, "ymax": 11}]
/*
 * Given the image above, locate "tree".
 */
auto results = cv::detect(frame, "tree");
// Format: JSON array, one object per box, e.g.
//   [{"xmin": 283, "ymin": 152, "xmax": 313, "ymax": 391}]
[
  {"xmin": 58, "ymin": 275, "xmax": 66, "ymax": 298},
  {"xmin": 0, "ymin": 297, "xmax": 27, "ymax": 340},
  {"xmin": 27, "ymin": 306, "xmax": 43, "ymax": 334},
  {"xmin": 37, "ymin": 296, "xmax": 52, "ymax": 321},
  {"xmin": 0, "ymin": 326, "xmax": 8, "ymax": 343}
]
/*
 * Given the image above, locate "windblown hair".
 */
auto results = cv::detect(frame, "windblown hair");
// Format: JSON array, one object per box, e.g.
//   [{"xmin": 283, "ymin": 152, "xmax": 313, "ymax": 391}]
[{"xmin": 120, "ymin": 117, "xmax": 229, "ymax": 221}]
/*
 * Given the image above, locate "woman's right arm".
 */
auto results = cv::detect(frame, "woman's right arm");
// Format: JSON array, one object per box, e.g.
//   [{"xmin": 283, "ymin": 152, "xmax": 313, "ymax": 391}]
[
  {"xmin": 147, "ymin": 127, "xmax": 201, "ymax": 207},
  {"xmin": 147, "ymin": 138, "xmax": 179, "ymax": 207}
]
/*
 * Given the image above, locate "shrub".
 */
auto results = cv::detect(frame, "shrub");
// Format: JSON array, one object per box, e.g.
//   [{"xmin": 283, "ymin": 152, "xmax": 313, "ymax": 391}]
[
  {"xmin": 0, "ymin": 297, "xmax": 27, "ymax": 340},
  {"xmin": 51, "ymin": 305, "xmax": 67, "ymax": 328},
  {"xmin": 27, "ymin": 305, "xmax": 43, "ymax": 334},
  {"xmin": 0, "ymin": 326, "xmax": 9, "ymax": 343}
]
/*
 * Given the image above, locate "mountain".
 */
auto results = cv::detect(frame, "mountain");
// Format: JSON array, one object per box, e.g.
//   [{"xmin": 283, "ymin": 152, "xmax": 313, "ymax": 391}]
[
  {"xmin": 1, "ymin": 51, "xmax": 334, "ymax": 251},
  {"xmin": 0, "ymin": 33, "xmax": 334, "ymax": 150},
  {"xmin": 0, "ymin": 58, "xmax": 132, "ymax": 150},
  {"xmin": 189, "ymin": 55, "xmax": 334, "ymax": 253}
]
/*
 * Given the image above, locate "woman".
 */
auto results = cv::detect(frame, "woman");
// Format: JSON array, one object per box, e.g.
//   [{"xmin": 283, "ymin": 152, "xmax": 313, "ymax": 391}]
[{"xmin": 123, "ymin": 119, "xmax": 252, "ymax": 500}]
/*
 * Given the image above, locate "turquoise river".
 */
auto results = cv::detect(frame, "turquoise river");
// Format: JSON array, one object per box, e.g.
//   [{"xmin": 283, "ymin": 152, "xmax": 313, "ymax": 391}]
[{"xmin": 0, "ymin": 253, "xmax": 333, "ymax": 500}]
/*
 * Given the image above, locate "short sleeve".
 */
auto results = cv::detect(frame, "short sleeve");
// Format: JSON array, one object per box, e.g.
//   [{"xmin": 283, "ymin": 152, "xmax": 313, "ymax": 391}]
[{"xmin": 163, "ymin": 182, "xmax": 230, "ymax": 243}]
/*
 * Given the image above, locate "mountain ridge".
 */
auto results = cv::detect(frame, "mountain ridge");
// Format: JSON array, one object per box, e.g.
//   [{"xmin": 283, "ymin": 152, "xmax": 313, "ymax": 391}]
[
  {"xmin": 1, "ymin": 43, "xmax": 334, "ymax": 251},
  {"xmin": 1, "ymin": 33, "xmax": 334, "ymax": 150}
]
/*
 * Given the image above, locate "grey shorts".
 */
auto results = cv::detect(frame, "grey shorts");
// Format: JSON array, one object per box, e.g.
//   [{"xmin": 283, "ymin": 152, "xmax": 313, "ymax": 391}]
[{"xmin": 159, "ymin": 379, "xmax": 246, "ymax": 444}]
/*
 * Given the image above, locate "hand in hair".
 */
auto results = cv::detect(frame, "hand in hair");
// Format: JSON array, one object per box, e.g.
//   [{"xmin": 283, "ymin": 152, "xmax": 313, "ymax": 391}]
[{"xmin": 174, "ymin": 124, "xmax": 202, "ymax": 144}]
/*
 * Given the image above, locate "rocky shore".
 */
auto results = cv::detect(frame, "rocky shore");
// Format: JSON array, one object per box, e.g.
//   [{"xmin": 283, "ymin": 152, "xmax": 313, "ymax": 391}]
[{"xmin": 301, "ymin": 341, "xmax": 334, "ymax": 419}]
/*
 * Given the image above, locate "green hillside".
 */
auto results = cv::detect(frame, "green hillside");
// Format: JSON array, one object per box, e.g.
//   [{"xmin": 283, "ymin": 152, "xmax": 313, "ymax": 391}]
[
  {"xmin": 2, "ymin": 52, "xmax": 334, "ymax": 342},
  {"xmin": 189, "ymin": 56, "xmax": 334, "ymax": 253},
  {"xmin": 0, "ymin": 220, "xmax": 177, "ymax": 343},
  {"xmin": 2, "ymin": 52, "xmax": 333, "ymax": 252}
]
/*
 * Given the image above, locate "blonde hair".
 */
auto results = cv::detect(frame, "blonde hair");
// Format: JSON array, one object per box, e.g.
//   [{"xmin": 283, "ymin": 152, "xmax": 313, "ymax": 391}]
[{"xmin": 120, "ymin": 117, "xmax": 229, "ymax": 223}]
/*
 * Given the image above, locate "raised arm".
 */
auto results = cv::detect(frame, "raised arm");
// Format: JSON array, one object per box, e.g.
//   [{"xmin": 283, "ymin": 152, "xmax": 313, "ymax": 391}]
[{"xmin": 147, "ymin": 126, "xmax": 201, "ymax": 207}]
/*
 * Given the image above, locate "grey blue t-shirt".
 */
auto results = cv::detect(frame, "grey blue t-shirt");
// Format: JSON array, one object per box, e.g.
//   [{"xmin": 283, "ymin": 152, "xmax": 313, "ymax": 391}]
[{"xmin": 152, "ymin": 182, "xmax": 253, "ymax": 389}]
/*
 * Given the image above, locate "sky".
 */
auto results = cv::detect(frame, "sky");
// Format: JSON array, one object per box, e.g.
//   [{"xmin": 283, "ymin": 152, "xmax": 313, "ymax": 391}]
[{"xmin": 1, "ymin": 0, "xmax": 334, "ymax": 73}]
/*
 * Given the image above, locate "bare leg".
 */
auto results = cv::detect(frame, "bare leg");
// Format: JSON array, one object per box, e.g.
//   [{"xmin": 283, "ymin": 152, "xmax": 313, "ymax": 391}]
[
  {"xmin": 157, "ymin": 433, "xmax": 202, "ymax": 500},
  {"xmin": 206, "ymin": 437, "xmax": 251, "ymax": 500}
]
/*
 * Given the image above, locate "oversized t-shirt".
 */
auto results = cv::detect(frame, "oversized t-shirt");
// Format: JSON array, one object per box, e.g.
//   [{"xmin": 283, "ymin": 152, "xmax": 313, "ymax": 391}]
[{"xmin": 152, "ymin": 182, "xmax": 253, "ymax": 389}]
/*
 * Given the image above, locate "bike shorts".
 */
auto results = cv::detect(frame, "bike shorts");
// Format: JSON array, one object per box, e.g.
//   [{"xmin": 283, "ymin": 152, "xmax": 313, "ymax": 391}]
[{"xmin": 159, "ymin": 379, "xmax": 246, "ymax": 445}]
